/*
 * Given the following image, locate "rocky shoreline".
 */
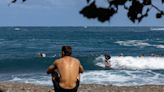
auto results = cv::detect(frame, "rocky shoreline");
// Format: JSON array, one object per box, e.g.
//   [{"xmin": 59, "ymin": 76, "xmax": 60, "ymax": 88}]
[{"xmin": 0, "ymin": 82, "xmax": 164, "ymax": 92}]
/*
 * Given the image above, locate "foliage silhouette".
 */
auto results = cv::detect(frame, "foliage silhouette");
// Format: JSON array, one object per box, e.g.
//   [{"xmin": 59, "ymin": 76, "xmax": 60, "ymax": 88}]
[
  {"xmin": 80, "ymin": 0, "xmax": 164, "ymax": 23},
  {"xmin": 10, "ymin": 0, "xmax": 164, "ymax": 23}
]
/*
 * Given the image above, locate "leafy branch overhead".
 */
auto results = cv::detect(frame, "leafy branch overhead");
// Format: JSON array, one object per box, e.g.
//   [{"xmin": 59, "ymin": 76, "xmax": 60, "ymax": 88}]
[
  {"xmin": 11, "ymin": 0, "xmax": 164, "ymax": 23},
  {"xmin": 80, "ymin": 0, "xmax": 164, "ymax": 23},
  {"xmin": 11, "ymin": 0, "xmax": 26, "ymax": 3}
]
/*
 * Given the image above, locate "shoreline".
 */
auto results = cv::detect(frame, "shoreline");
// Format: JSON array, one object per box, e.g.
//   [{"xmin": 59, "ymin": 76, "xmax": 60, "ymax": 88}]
[{"xmin": 1, "ymin": 82, "xmax": 164, "ymax": 92}]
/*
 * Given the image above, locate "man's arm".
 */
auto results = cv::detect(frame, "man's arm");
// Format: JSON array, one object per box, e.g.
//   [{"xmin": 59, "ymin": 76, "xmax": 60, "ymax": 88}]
[
  {"xmin": 106, "ymin": 60, "xmax": 111, "ymax": 67},
  {"xmin": 79, "ymin": 63, "xmax": 84, "ymax": 73},
  {"xmin": 47, "ymin": 61, "xmax": 57, "ymax": 74}
]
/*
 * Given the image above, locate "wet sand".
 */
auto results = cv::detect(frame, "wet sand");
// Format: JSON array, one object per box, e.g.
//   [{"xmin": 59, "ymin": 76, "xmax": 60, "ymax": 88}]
[{"xmin": 0, "ymin": 82, "xmax": 164, "ymax": 92}]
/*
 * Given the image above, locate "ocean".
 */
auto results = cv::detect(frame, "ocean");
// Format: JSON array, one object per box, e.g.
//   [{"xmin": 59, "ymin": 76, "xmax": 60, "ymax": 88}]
[{"xmin": 0, "ymin": 27, "xmax": 164, "ymax": 86}]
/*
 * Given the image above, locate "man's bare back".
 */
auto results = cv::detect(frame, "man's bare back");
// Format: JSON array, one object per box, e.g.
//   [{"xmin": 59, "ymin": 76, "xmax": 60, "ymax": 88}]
[
  {"xmin": 54, "ymin": 56, "xmax": 83, "ymax": 89},
  {"xmin": 47, "ymin": 46, "xmax": 84, "ymax": 92}
]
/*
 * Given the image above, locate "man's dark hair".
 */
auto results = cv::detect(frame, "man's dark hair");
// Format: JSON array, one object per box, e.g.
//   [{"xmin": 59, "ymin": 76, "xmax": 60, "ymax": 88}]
[{"xmin": 62, "ymin": 46, "xmax": 72, "ymax": 56}]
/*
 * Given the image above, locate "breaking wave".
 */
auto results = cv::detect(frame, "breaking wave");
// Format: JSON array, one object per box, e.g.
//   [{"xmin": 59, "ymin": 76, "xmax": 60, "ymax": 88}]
[
  {"xmin": 115, "ymin": 40, "xmax": 164, "ymax": 49},
  {"xmin": 95, "ymin": 55, "xmax": 164, "ymax": 70}
]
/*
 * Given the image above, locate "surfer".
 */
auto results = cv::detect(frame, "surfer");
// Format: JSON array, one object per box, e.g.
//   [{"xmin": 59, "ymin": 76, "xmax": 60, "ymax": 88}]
[{"xmin": 104, "ymin": 54, "xmax": 111, "ymax": 68}]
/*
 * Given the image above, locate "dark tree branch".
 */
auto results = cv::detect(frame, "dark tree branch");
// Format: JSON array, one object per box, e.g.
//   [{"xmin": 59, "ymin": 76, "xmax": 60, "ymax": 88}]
[
  {"xmin": 10, "ymin": 0, "xmax": 26, "ymax": 4},
  {"xmin": 151, "ymin": 4, "xmax": 164, "ymax": 14}
]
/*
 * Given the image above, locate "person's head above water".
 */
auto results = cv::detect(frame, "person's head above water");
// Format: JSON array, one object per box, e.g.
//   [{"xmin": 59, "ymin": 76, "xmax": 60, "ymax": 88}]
[
  {"xmin": 62, "ymin": 46, "xmax": 72, "ymax": 57},
  {"xmin": 104, "ymin": 54, "xmax": 111, "ymax": 60}
]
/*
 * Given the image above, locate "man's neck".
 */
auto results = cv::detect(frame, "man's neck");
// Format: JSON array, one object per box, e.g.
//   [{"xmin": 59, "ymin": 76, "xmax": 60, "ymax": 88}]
[{"xmin": 62, "ymin": 56, "xmax": 71, "ymax": 58}]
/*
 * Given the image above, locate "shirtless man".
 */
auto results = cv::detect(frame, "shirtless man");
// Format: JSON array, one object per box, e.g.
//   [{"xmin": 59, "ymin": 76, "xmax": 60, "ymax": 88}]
[{"xmin": 47, "ymin": 46, "xmax": 84, "ymax": 92}]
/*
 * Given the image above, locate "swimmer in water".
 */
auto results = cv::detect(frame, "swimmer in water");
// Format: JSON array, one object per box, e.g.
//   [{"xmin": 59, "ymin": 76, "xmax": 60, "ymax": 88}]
[
  {"xmin": 37, "ymin": 52, "xmax": 46, "ymax": 58},
  {"xmin": 103, "ymin": 54, "xmax": 111, "ymax": 68}
]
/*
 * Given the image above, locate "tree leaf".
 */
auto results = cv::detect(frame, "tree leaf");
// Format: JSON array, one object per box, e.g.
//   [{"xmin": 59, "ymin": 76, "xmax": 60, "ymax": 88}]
[
  {"xmin": 138, "ymin": 16, "xmax": 144, "ymax": 23},
  {"xmin": 162, "ymin": 0, "xmax": 164, "ymax": 3},
  {"xmin": 97, "ymin": 8, "xmax": 116, "ymax": 22},
  {"xmin": 124, "ymin": 5, "xmax": 128, "ymax": 10},
  {"xmin": 22, "ymin": 0, "xmax": 26, "ymax": 2},
  {"xmin": 110, "ymin": 0, "xmax": 127, "ymax": 6},
  {"xmin": 127, "ymin": 0, "xmax": 144, "ymax": 23},
  {"xmin": 145, "ymin": 12, "xmax": 148, "ymax": 17},
  {"xmin": 143, "ymin": 0, "xmax": 152, "ymax": 5},
  {"xmin": 11, "ymin": 0, "xmax": 17, "ymax": 3},
  {"xmin": 86, "ymin": 0, "xmax": 90, "ymax": 3},
  {"xmin": 156, "ymin": 13, "xmax": 162, "ymax": 18},
  {"xmin": 146, "ymin": 8, "xmax": 150, "ymax": 12},
  {"xmin": 80, "ymin": 1, "xmax": 98, "ymax": 19}
]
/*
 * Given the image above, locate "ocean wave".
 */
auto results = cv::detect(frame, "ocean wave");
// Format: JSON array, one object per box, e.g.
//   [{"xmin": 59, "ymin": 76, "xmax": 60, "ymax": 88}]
[
  {"xmin": 14, "ymin": 28, "xmax": 21, "ymax": 31},
  {"xmin": 10, "ymin": 73, "xmax": 52, "ymax": 86},
  {"xmin": 0, "ymin": 68, "xmax": 163, "ymax": 86},
  {"xmin": 11, "ymin": 77, "xmax": 52, "ymax": 86},
  {"xmin": 95, "ymin": 55, "xmax": 164, "ymax": 70},
  {"xmin": 115, "ymin": 40, "xmax": 164, "ymax": 49},
  {"xmin": 115, "ymin": 40, "xmax": 150, "ymax": 47},
  {"xmin": 150, "ymin": 28, "xmax": 164, "ymax": 31},
  {"xmin": 81, "ymin": 70, "xmax": 164, "ymax": 86},
  {"xmin": 7, "ymin": 70, "xmax": 164, "ymax": 86},
  {"xmin": 155, "ymin": 45, "xmax": 164, "ymax": 49},
  {"xmin": 0, "ymin": 40, "xmax": 24, "ymax": 48}
]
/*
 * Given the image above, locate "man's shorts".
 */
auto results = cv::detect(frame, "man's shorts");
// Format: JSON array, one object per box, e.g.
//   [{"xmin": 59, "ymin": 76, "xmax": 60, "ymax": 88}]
[{"xmin": 52, "ymin": 72, "xmax": 79, "ymax": 92}]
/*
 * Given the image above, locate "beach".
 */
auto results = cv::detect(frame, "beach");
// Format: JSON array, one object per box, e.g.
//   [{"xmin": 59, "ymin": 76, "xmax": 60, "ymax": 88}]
[{"xmin": 0, "ymin": 82, "xmax": 164, "ymax": 92}]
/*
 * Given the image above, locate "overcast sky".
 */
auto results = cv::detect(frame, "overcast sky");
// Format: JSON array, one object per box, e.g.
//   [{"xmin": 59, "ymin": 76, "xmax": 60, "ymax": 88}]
[{"xmin": 0, "ymin": 0, "xmax": 164, "ymax": 26}]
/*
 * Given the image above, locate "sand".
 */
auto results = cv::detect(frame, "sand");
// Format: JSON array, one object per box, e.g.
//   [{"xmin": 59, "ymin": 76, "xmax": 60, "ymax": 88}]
[{"xmin": 0, "ymin": 82, "xmax": 164, "ymax": 92}]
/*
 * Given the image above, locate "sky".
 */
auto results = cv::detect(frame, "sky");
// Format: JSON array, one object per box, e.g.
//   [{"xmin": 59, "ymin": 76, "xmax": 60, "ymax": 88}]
[{"xmin": 0, "ymin": 0, "xmax": 164, "ymax": 26}]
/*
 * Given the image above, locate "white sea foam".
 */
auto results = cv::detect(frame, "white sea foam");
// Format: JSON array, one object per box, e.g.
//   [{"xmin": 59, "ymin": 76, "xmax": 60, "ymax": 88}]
[
  {"xmin": 14, "ymin": 28, "xmax": 21, "ymax": 31},
  {"xmin": 150, "ymin": 28, "xmax": 164, "ymax": 31},
  {"xmin": 95, "ymin": 55, "xmax": 164, "ymax": 70},
  {"xmin": 115, "ymin": 40, "xmax": 164, "ymax": 49},
  {"xmin": 81, "ymin": 70, "xmax": 130, "ymax": 85},
  {"xmin": 7, "ymin": 69, "xmax": 164, "ymax": 86},
  {"xmin": 115, "ymin": 40, "xmax": 150, "ymax": 47},
  {"xmin": 10, "ymin": 73, "xmax": 52, "ymax": 86},
  {"xmin": 11, "ymin": 77, "xmax": 52, "ymax": 85},
  {"xmin": 155, "ymin": 45, "xmax": 164, "ymax": 49},
  {"xmin": 81, "ymin": 70, "xmax": 164, "ymax": 86}
]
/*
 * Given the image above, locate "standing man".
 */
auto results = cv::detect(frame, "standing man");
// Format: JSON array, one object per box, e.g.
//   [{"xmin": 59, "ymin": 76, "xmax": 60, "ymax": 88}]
[{"xmin": 47, "ymin": 46, "xmax": 84, "ymax": 92}]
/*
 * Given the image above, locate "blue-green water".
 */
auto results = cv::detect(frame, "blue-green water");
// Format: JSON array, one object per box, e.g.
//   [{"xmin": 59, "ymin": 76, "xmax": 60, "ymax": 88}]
[{"xmin": 0, "ymin": 27, "xmax": 164, "ymax": 86}]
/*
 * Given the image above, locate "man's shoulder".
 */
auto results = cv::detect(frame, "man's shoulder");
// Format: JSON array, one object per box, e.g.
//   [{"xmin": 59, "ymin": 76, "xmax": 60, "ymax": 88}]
[
  {"xmin": 71, "ymin": 57, "xmax": 80, "ymax": 62},
  {"xmin": 54, "ymin": 58, "xmax": 61, "ymax": 64},
  {"xmin": 56, "ymin": 56, "xmax": 80, "ymax": 63}
]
